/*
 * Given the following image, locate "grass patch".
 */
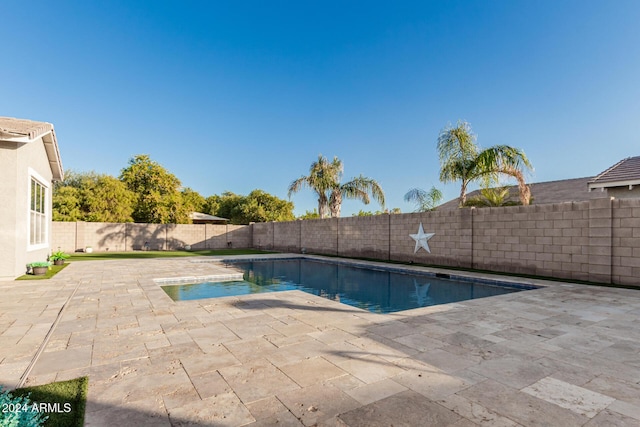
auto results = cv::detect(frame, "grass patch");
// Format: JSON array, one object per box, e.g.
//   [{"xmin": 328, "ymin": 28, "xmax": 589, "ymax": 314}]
[
  {"xmin": 12, "ymin": 376, "xmax": 88, "ymax": 427},
  {"xmin": 15, "ymin": 263, "xmax": 69, "ymax": 281},
  {"xmin": 68, "ymin": 248, "xmax": 271, "ymax": 261}
]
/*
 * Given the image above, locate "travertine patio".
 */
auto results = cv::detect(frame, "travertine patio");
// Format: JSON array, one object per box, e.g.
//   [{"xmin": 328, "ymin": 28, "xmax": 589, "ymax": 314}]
[{"xmin": 1, "ymin": 255, "xmax": 640, "ymax": 426}]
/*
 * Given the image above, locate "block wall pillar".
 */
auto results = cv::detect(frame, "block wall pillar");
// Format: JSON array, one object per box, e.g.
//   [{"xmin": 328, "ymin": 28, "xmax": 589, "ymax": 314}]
[{"xmin": 588, "ymin": 198, "xmax": 612, "ymax": 283}]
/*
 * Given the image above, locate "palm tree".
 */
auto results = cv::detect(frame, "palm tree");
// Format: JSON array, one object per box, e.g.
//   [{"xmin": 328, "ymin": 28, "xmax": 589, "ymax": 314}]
[
  {"xmin": 288, "ymin": 155, "xmax": 386, "ymax": 218},
  {"xmin": 438, "ymin": 121, "xmax": 533, "ymax": 206},
  {"xmin": 329, "ymin": 175, "xmax": 385, "ymax": 218},
  {"xmin": 404, "ymin": 186, "xmax": 443, "ymax": 212},
  {"xmin": 288, "ymin": 155, "xmax": 341, "ymax": 219},
  {"xmin": 465, "ymin": 186, "xmax": 511, "ymax": 207}
]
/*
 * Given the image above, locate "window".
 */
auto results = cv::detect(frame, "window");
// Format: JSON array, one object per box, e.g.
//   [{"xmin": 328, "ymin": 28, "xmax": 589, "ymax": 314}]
[{"xmin": 30, "ymin": 177, "xmax": 47, "ymax": 246}]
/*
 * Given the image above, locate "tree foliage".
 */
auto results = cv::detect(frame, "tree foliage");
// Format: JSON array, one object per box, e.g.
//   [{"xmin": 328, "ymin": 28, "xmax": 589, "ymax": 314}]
[
  {"xmin": 404, "ymin": 186, "xmax": 443, "ymax": 212},
  {"xmin": 240, "ymin": 190, "xmax": 295, "ymax": 223},
  {"xmin": 298, "ymin": 209, "xmax": 320, "ymax": 220},
  {"xmin": 352, "ymin": 208, "xmax": 401, "ymax": 216},
  {"xmin": 53, "ymin": 156, "xmax": 296, "ymax": 225},
  {"xmin": 52, "ymin": 185, "xmax": 82, "ymax": 221},
  {"xmin": 288, "ymin": 155, "xmax": 340, "ymax": 219},
  {"xmin": 52, "ymin": 171, "xmax": 135, "ymax": 222},
  {"xmin": 119, "ymin": 155, "xmax": 190, "ymax": 223},
  {"xmin": 438, "ymin": 121, "xmax": 533, "ymax": 206},
  {"xmin": 464, "ymin": 186, "xmax": 524, "ymax": 208},
  {"xmin": 289, "ymin": 154, "xmax": 385, "ymax": 218},
  {"xmin": 203, "ymin": 190, "xmax": 294, "ymax": 224},
  {"xmin": 181, "ymin": 187, "xmax": 206, "ymax": 213}
]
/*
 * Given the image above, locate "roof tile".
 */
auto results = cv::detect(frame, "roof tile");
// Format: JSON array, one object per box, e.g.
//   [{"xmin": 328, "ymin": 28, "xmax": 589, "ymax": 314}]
[{"xmin": 588, "ymin": 156, "xmax": 640, "ymax": 185}]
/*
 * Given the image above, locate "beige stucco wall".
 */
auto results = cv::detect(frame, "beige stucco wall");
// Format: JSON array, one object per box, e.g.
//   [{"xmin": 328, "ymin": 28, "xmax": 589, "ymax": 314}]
[
  {"xmin": 0, "ymin": 138, "xmax": 53, "ymax": 280},
  {"xmin": 608, "ymin": 186, "xmax": 640, "ymax": 199},
  {"xmin": 0, "ymin": 141, "xmax": 19, "ymax": 279}
]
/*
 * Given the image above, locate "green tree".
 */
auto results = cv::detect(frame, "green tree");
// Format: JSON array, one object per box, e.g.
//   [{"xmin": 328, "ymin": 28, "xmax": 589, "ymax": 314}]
[
  {"xmin": 438, "ymin": 121, "xmax": 533, "ymax": 206},
  {"xmin": 52, "ymin": 185, "xmax": 82, "ymax": 221},
  {"xmin": 328, "ymin": 173, "xmax": 385, "ymax": 218},
  {"xmin": 298, "ymin": 209, "xmax": 320, "ymax": 220},
  {"xmin": 404, "ymin": 186, "xmax": 443, "ymax": 212},
  {"xmin": 203, "ymin": 195, "xmax": 221, "ymax": 216},
  {"xmin": 289, "ymin": 155, "xmax": 385, "ymax": 219},
  {"xmin": 80, "ymin": 175, "xmax": 135, "ymax": 222},
  {"xmin": 119, "ymin": 155, "xmax": 190, "ymax": 223},
  {"xmin": 237, "ymin": 190, "xmax": 295, "ymax": 223},
  {"xmin": 464, "ymin": 186, "xmax": 524, "ymax": 208},
  {"xmin": 203, "ymin": 190, "xmax": 294, "ymax": 224},
  {"xmin": 352, "ymin": 208, "xmax": 401, "ymax": 216},
  {"xmin": 181, "ymin": 187, "xmax": 206, "ymax": 213},
  {"xmin": 288, "ymin": 155, "xmax": 341, "ymax": 219},
  {"xmin": 212, "ymin": 192, "xmax": 244, "ymax": 221},
  {"xmin": 52, "ymin": 171, "xmax": 134, "ymax": 222}
]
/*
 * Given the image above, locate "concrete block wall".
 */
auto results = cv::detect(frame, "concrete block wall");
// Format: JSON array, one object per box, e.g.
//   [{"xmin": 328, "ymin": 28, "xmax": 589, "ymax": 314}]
[
  {"xmin": 85, "ymin": 222, "xmax": 129, "ymax": 251},
  {"xmin": 50, "ymin": 221, "xmax": 76, "ymax": 253},
  {"xmin": 471, "ymin": 202, "xmax": 591, "ymax": 281},
  {"xmin": 302, "ymin": 218, "xmax": 338, "ymax": 255},
  {"xmin": 273, "ymin": 221, "xmax": 301, "ymax": 253},
  {"xmin": 52, "ymin": 222, "xmax": 253, "ymax": 252},
  {"xmin": 252, "ymin": 222, "xmax": 274, "ymax": 250},
  {"xmin": 588, "ymin": 198, "xmax": 613, "ymax": 283},
  {"xmin": 390, "ymin": 210, "xmax": 472, "ymax": 267},
  {"xmin": 203, "ymin": 224, "xmax": 227, "ymax": 249},
  {"xmin": 52, "ymin": 198, "xmax": 640, "ymax": 286},
  {"xmin": 338, "ymin": 215, "xmax": 389, "ymax": 259},
  {"xmin": 612, "ymin": 198, "xmax": 640, "ymax": 286},
  {"xmin": 125, "ymin": 223, "xmax": 166, "ymax": 251},
  {"xmin": 226, "ymin": 225, "xmax": 252, "ymax": 248},
  {"xmin": 167, "ymin": 224, "xmax": 206, "ymax": 250},
  {"xmin": 259, "ymin": 199, "xmax": 639, "ymax": 286}
]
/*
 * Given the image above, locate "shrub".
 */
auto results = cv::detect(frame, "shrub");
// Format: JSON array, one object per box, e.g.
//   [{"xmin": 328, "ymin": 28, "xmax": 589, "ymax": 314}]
[
  {"xmin": 28, "ymin": 262, "xmax": 51, "ymax": 268},
  {"xmin": 0, "ymin": 387, "xmax": 48, "ymax": 427},
  {"xmin": 49, "ymin": 251, "xmax": 70, "ymax": 262}
]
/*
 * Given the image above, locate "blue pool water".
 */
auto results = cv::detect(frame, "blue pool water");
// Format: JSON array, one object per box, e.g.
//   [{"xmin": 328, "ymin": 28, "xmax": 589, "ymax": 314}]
[{"xmin": 161, "ymin": 258, "xmax": 537, "ymax": 313}]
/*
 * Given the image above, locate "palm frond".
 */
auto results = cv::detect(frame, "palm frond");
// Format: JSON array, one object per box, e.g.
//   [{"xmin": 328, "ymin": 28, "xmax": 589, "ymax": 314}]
[
  {"xmin": 404, "ymin": 186, "xmax": 442, "ymax": 211},
  {"xmin": 342, "ymin": 175, "xmax": 385, "ymax": 206},
  {"xmin": 287, "ymin": 176, "xmax": 310, "ymax": 198}
]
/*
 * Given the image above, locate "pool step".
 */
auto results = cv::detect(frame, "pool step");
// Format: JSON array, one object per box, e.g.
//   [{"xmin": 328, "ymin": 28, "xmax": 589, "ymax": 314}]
[{"xmin": 153, "ymin": 272, "xmax": 244, "ymax": 285}]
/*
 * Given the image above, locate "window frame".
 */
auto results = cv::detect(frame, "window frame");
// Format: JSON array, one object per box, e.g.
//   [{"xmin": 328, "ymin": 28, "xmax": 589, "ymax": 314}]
[{"xmin": 27, "ymin": 168, "xmax": 50, "ymax": 251}]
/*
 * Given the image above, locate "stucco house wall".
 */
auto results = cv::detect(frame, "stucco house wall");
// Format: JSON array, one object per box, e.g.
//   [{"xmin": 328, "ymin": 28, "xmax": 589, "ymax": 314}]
[
  {"xmin": 0, "ymin": 118, "xmax": 63, "ymax": 280},
  {"xmin": 607, "ymin": 186, "xmax": 640, "ymax": 199}
]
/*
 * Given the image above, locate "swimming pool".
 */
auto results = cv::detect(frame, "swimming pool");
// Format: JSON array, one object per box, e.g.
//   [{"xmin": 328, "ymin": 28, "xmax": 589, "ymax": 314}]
[{"xmin": 161, "ymin": 258, "xmax": 538, "ymax": 313}]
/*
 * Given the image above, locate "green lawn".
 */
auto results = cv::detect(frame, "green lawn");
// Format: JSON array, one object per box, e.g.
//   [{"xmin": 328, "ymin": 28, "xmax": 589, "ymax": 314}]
[
  {"xmin": 11, "ymin": 377, "xmax": 88, "ymax": 427},
  {"xmin": 68, "ymin": 248, "xmax": 271, "ymax": 261},
  {"xmin": 15, "ymin": 263, "xmax": 69, "ymax": 281}
]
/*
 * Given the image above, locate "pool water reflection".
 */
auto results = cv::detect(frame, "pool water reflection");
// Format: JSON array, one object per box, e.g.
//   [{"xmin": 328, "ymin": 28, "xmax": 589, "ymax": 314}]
[{"xmin": 162, "ymin": 258, "xmax": 534, "ymax": 314}]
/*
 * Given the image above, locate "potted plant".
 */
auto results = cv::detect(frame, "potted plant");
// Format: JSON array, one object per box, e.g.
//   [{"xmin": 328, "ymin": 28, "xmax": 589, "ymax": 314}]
[
  {"xmin": 49, "ymin": 250, "xmax": 69, "ymax": 265},
  {"xmin": 28, "ymin": 261, "xmax": 51, "ymax": 276}
]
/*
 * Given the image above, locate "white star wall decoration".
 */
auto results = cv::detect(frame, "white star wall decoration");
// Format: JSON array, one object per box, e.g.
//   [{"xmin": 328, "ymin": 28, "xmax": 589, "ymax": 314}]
[{"xmin": 410, "ymin": 223, "xmax": 435, "ymax": 253}]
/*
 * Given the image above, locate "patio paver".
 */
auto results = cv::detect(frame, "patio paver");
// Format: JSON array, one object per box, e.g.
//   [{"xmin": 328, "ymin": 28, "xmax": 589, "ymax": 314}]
[{"xmin": 1, "ymin": 254, "xmax": 640, "ymax": 426}]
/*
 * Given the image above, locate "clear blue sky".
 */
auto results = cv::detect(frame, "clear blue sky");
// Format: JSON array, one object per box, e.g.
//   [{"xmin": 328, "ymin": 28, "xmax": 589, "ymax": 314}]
[{"xmin": 3, "ymin": 1, "xmax": 640, "ymax": 216}]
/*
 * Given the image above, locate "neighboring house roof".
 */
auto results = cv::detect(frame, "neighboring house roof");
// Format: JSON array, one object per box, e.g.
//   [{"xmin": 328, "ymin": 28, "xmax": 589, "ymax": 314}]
[
  {"xmin": 437, "ymin": 176, "xmax": 606, "ymax": 210},
  {"xmin": 588, "ymin": 156, "xmax": 640, "ymax": 190},
  {"xmin": 189, "ymin": 212, "xmax": 228, "ymax": 222},
  {"xmin": 0, "ymin": 116, "xmax": 64, "ymax": 181}
]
